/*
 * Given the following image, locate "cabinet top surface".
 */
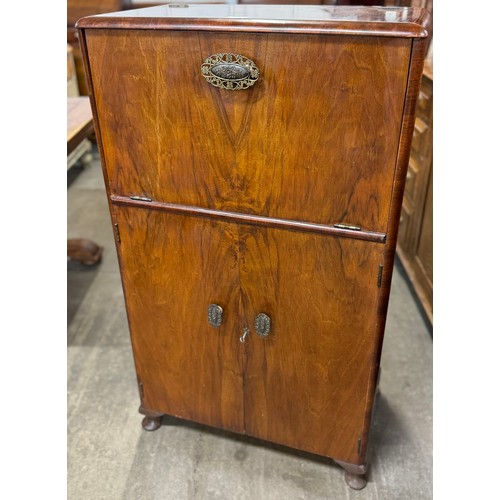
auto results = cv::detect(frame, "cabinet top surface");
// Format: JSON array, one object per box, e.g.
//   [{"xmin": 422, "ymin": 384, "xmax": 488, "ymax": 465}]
[{"xmin": 76, "ymin": 5, "xmax": 430, "ymax": 38}]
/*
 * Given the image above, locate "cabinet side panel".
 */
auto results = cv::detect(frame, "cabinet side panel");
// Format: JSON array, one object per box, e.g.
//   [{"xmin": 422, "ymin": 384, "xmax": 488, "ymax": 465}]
[
  {"xmin": 241, "ymin": 226, "xmax": 384, "ymax": 464},
  {"xmin": 114, "ymin": 206, "xmax": 245, "ymax": 433}
]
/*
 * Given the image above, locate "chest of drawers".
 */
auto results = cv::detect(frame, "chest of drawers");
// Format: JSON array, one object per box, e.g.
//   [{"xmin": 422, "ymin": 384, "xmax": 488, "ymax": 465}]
[{"xmin": 77, "ymin": 5, "xmax": 430, "ymax": 490}]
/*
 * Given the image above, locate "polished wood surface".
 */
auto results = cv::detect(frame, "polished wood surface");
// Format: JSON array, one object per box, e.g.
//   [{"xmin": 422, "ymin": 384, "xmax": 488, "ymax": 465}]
[
  {"xmin": 110, "ymin": 195, "xmax": 387, "ymax": 243},
  {"xmin": 78, "ymin": 5, "xmax": 431, "ymax": 488},
  {"xmin": 241, "ymin": 226, "xmax": 384, "ymax": 463},
  {"xmin": 114, "ymin": 206, "xmax": 245, "ymax": 433},
  {"xmin": 363, "ymin": 35, "xmax": 429, "ymax": 426},
  {"xmin": 113, "ymin": 203, "xmax": 384, "ymax": 464},
  {"xmin": 86, "ymin": 30, "xmax": 410, "ymax": 233},
  {"xmin": 76, "ymin": 5, "xmax": 430, "ymax": 38}
]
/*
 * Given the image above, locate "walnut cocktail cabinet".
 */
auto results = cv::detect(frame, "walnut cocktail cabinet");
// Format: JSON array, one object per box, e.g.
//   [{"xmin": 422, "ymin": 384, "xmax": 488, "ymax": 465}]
[{"xmin": 77, "ymin": 5, "xmax": 430, "ymax": 490}]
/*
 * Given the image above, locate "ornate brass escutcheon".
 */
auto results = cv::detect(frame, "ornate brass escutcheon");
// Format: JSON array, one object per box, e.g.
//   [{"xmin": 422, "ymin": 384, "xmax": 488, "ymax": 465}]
[
  {"xmin": 255, "ymin": 313, "xmax": 271, "ymax": 337},
  {"xmin": 208, "ymin": 304, "xmax": 223, "ymax": 328},
  {"xmin": 201, "ymin": 53, "xmax": 259, "ymax": 90}
]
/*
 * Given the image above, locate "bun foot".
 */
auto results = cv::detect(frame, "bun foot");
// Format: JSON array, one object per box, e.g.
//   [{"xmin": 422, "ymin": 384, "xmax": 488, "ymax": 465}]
[
  {"xmin": 344, "ymin": 471, "xmax": 367, "ymax": 490},
  {"xmin": 335, "ymin": 459, "xmax": 368, "ymax": 490},
  {"xmin": 139, "ymin": 405, "xmax": 164, "ymax": 431},
  {"xmin": 141, "ymin": 415, "xmax": 162, "ymax": 431}
]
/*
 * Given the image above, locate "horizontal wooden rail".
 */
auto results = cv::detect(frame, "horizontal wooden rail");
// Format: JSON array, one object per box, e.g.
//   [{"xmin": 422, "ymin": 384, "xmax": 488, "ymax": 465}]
[{"xmin": 110, "ymin": 195, "xmax": 387, "ymax": 243}]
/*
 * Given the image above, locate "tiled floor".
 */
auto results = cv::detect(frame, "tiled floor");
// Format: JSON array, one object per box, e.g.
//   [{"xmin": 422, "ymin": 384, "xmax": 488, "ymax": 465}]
[{"xmin": 68, "ymin": 148, "xmax": 432, "ymax": 499}]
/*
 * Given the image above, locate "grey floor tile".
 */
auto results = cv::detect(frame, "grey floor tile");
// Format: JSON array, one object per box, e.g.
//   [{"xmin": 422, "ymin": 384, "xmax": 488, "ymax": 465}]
[
  {"xmin": 69, "ymin": 149, "xmax": 107, "ymax": 191},
  {"xmin": 68, "ymin": 262, "xmax": 100, "ymax": 326},
  {"xmin": 68, "ymin": 346, "xmax": 142, "ymax": 500},
  {"xmin": 68, "ymin": 270, "xmax": 129, "ymax": 347},
  {"xmin": 121, "ymin": 417, "xmax": 347, "ymax": 500}
]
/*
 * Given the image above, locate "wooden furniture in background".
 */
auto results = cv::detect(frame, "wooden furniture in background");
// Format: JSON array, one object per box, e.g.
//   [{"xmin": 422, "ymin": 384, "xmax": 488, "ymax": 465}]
[
  {"xmin": 68, "ymin": 1, "xmax": 133, "ymax": 95},
  {"xmin": 78, "ymin": 4, "xmax": 430, "ymax": 490},
  {"xmin": 67, "ymin": 97, "xmax": 103, "ymax": 266},
  {"xmin": 67, "ymin": 97, "xmax": 94, "ymax": 164},
  {"xmin": 67, "ymin": 45, "xmax": 80, "ymax": 97},
  {"xmin": 67, "ymin": 45, "xmax": 95, "ymax": 168},
  {"xmin": 397, "ymin": 56, "xmax": 433, "ymax": 325}
]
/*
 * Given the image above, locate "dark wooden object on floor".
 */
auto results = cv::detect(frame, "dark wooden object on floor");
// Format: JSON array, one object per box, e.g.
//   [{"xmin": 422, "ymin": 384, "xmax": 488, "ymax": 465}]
[
  {"xmin": 67, "ymin": 97, "xmax": 103, "ymax": 266},
  {"xmin": 78, "ymin": 5, "xmax": 430, "ymax": 490},
  {"xmin": 67, "ymin": 238, "xmax": 103, "ymax": 266}
]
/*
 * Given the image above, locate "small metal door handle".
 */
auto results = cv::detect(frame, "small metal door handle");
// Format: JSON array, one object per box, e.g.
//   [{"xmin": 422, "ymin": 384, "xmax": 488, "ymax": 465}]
[
  {"xmin": 255, "ymin": 313, "xmax": 271, "ymax": 337},
  {"xmin": 240, "ymin": 328, "xmax": 250, "ymax": 343},
  {"xmin": 208, "ymin": 304, "xmax": 223, "ymax": 328}
]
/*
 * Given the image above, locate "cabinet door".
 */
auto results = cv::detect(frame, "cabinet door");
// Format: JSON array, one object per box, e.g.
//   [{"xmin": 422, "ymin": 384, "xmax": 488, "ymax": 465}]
[
  {"xmin": 114, "ymin": 206, "xmax": 245, "ymax": 433},
  {"xmin": 86, "ymin": 30, "xmax": 410, "ymax": 232},
  {"xmin": 240, "ymin": 226, "xmax": 385, "ymax": 464}
]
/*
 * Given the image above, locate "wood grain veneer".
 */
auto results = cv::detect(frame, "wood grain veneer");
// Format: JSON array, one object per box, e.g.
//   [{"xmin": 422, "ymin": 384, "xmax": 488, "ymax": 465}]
[
  {"xmin": 85, "ymin": 29, "xmax": 410, "ymax": 233},
  {"xmin": 241, "ymin": 224, "xmax": 384, "ymax": 464},
  {"xmin": 114, "ymin": 205, "xmax": 245, "ymax": 433},
  {"xmin": 78, "ymin": 5, "xmax": 431, "ymax": 490},
  {"xmin": 76, "ymin": 4, "xmax": 430, "ymax": 38},
  {"xmin": 110, "ymin": 195, "xmax": 387, "ymax": 243}
]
